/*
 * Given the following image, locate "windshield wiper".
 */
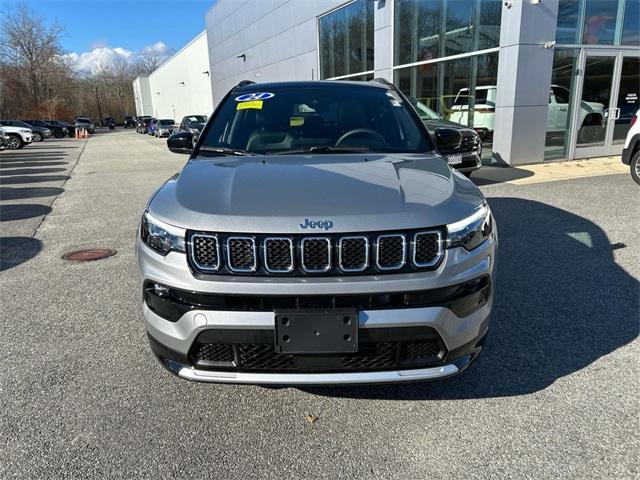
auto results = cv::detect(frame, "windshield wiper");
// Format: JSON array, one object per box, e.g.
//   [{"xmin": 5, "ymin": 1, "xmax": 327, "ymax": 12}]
[
  {"xmin": 278, "ymin": 146, "xmax": 372, "ymax": 155},
  {"xmin": 199, "ymin": 146, "xmax": 257, "ymax": 156}
]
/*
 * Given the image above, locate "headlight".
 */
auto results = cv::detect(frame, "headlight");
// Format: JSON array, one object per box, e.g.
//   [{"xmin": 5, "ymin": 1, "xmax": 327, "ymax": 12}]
[
  {"xmin": 21, "ymin": 129, "xmax": 31, "ymax": 134},
  {"xmin": 447, "ymin": 204, "xmax": 493, "ymax": 251},
  {"xmin": 140, "ymin": 211, "xmax": 185, "ymax": 255},
  {"xmin": 189, "ymin": 128, "xmax": 199, "ymax": 135}
]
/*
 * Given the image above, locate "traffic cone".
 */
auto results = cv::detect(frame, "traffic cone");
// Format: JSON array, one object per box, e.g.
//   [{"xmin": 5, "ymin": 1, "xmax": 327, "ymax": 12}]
[{"xmin": 75, "ymin": 127, "xmax": 79, "ymax": 139}]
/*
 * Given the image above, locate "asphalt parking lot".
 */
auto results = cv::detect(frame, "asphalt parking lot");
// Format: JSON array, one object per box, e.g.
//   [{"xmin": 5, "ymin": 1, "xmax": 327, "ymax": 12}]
[{"xmin": 1, "ymin": 130, "xmax": 638, "ymax": 479}]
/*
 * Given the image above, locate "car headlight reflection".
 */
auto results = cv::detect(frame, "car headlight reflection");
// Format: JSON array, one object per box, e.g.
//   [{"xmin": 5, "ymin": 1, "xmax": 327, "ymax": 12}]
[
  {"xmin": 447, "ymin": 204, "xmax": 493, "ymax": 251},
  {"xmin": 140, "ymin": 211, "xmax": 185, "ymax": 255}
]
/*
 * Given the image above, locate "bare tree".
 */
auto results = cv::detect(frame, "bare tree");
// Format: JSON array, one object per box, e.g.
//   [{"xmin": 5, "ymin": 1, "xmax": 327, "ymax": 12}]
[
  {"xmin": 0, "ymin": 4, "xmax": 64, "ymax": 107},
  {"xmin": 136, "ymin": 46, "xmax": 163, "ymax": 76}
]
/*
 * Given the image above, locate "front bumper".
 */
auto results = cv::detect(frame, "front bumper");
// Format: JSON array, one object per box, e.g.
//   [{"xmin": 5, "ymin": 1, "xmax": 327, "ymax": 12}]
[{"xmin": 138, "ymin": 233, "xmax": 495, "ymax": 384}]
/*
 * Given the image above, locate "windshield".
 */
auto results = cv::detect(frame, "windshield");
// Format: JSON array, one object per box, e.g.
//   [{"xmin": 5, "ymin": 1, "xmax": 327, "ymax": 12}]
[
  {"xmin": 201, "ymin": 86, "xmax": 432, "ymax": 155},
  {"xmin": 158, "ymin": 120, "xmax": 175, "ymax": 125},
  {"xmin": 185, "ymin": 115, "xmax": 207, "ymax": 124},
  {"xmin": 76, "ymin": 118, "xmax": 91, "ymax": 124}
]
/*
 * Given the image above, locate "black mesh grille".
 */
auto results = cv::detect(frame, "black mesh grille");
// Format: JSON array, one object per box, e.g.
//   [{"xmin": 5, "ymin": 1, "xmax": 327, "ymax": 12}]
[
  {"xmin": 189, "ymin": 339, "xmax": 444, "ymax": 373},
  {"xmin": 302, "ymin": 238, "xmax": 330, "ymax": 272},
  {"xmin": 341, "ymin": 342, "xmax": 396, "ymax": 370},
  {"xmin": 401, "ymin": 341, "xmax": 442, "ymax": 361},
  {"xmin": 238, "ymin": 344, "xmax": 295, "ymax": 370},
  {"xmin": 192, "ymin": 235, "xmax": 219, "ymax": 269},
  {"xmin": 439, "ymin": 131, "xmax": 478, "ymax": 155},
  {"xmin": 339, "ymin": 237, "xmax": 368, "ymax": 271},
  {"xmin": 228, "ymin": 238, "xmax": 255, "ymax": 271},
  {"xmin": 194, "ymin": 343, "xmax": 234, "ymax": 363},
  {"xmin": 414, "ymin": 232, "xmax": 440, "ymax": 265},
  {"xmin": 377, "ymin": 235, "xmax": 405, "ymax": 269},
  {"xmin": 265, "ymin": 238, "xmax": 293, "ymax": 272}
]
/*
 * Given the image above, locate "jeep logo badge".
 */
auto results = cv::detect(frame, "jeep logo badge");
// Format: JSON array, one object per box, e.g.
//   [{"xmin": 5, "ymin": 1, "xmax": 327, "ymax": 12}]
[{"xmin": 299, "ymin": 219, "xmax": 334, "ymax": 230}]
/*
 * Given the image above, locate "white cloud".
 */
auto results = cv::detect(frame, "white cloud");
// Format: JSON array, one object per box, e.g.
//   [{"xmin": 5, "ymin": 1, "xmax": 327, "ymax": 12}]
[{"xmin": 64, "ymin": 41, "xmax": 169, "ymax": 74}]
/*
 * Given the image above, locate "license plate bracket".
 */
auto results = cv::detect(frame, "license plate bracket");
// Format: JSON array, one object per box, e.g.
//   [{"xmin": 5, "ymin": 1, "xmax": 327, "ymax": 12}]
[{"xmin": 274, "ymin": 310, "xmax": 358, "ymax": 354}]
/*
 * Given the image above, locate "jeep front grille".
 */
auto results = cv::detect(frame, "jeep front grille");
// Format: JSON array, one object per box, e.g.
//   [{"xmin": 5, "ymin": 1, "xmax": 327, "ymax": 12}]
[{"xmin": 188, "ymin": 229, "xmax": 443, "ymax": 276}]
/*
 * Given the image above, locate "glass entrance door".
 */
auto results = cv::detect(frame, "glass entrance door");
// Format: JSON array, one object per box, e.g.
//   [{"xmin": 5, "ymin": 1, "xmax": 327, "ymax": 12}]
[{"xmin": 574, "ymin": 51, "xmax": 640, "ymax": 159}]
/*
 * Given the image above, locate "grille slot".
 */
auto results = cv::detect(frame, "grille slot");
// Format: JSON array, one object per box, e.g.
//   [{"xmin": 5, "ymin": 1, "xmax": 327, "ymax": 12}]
[
  {"xmin": 238, "ymin": 344, "xmax": 295, "ymax": 370},
  {"xmin": 191, "ymin": 234, "xmax": 220, "ymax": 271},
  {"xmin": 301, "ymin": 237, "xmax": 331, "ymax": 273},
  {"xmin": 226, "ymin": 237, "xmax": 257, "ymax": 272},
  {"xmin": 376, "ymin": 234, "xmax": 406, "ymax": 270},
  {"xmin": 264, "ymin": 237, "xmax": 294, "ymax": 273},
  {"xmin": 339, "ymin": 236, "xmax": 369, "ymax": 272},
  {"xmin": 413, "ymin": 231, "xmax": 442, "ymax": 267}
]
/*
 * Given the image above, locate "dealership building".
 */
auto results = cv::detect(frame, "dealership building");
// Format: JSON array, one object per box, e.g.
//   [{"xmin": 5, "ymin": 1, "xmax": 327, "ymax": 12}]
[{"xmin": 135, "ymin": 0, "xmax": 639, "ymax": 165}]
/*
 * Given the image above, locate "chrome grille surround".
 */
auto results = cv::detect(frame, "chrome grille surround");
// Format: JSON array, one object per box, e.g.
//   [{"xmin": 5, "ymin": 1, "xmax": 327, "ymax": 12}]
[
  {"xmin": 376, "ymin": 234, "xmax": 407, "ymax": 271},
  {"xmin": 300, "ymin": 237, "xmax": 331, "ymax": 273},
  {"xmin": 226, "ymin": 236, "xmax": 257, "ymax": 273},
  {"xmin": 412, "ymin": 230, "xmax": 444, "ymax": 267},
  {"xmin": 338, "ymin": 236, "xmax": 369, "ymax": 272},
  {"xmin": 263, "ymin": 237, "xmax": 294, "ymax": 273},
  {"xmin": 188, "ymin": 228, "xmax": 444, "ymax": 276},
  {"xmin": 190, "ymin": 233, "xmax": 221, "ymax": 271}
]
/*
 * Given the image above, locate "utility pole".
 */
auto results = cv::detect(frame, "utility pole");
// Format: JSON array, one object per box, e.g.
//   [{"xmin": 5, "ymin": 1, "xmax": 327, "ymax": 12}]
[{"xmin": 95, "ymin": 86, "xmax": 103, "ymax": 123}]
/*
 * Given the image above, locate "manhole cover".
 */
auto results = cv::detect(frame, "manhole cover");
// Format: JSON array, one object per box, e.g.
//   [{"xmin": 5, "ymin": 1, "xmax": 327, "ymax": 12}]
[{"xmin": 62, "ymin": 248, "xmax": 117, "ymax": 262}]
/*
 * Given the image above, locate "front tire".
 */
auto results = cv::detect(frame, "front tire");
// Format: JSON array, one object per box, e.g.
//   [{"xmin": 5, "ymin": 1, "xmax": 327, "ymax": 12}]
[
  {"xmin": 7, "ymin": 134, "xmax": 23, "ymax": 150},
  {"xmin": 33, "ymin": 132, "xmax": 43, "ymax": 142},
  {"xmin": 53, "ymin": 131, "xmax": 63, "ymax": 139},
  {"xmin": 630, "ymin": 151, "xmax": 640, "ymax": 186}
]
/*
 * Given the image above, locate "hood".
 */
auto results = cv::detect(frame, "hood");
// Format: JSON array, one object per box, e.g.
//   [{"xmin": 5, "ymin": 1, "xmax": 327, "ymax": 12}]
[
  {"xmin": 148, "ymin": 153, "xmax": 484, "ymax": 233},
  {"xmin": 423, "ymin": 119, "xmax": 472, "ymax": 131}
]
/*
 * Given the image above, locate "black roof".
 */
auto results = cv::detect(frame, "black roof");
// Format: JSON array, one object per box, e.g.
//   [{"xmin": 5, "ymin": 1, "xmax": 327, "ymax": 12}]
[{"xmin": 234, "ymin": 80, "xmax": 389, "ymax": 93}]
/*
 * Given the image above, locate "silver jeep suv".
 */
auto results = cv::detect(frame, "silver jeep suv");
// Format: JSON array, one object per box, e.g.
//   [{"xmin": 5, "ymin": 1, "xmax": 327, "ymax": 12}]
[{"xmin": 137, "ymin": 79, "xmax": 496, "ymax": 385}]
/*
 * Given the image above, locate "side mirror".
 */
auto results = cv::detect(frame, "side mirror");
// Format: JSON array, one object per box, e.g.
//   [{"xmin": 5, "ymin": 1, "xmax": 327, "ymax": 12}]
[
  {"xmin": 434, "ymin": 128, "xmax": 462, "ymax": 151},
  {"xmin": 167, "ymin": 131, "xmax": 193, "ymax": 154}
]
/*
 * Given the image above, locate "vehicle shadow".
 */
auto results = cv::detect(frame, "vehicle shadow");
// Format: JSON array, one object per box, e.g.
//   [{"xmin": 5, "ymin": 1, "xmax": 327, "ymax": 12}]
[
  {"xmin": 0, "ymin": 175, "xmax": 69, "ymax": 185},
  {"xmin": 0, "ymin": 186, "xmax": 64, "ymax": 201},
  {"xmin": 0, "ymin": 161, "xmax": 68, "ymax": 169},
  {"xmin": 0, "ymin": 204, "xmax": 52, "ymax": 221},
  {"xmin": 302, "ymin": 198, "xmax": 639, "ymax": 400},
  {"xmin": 0, "ymin": 237, "xmax": 42, "ymax": 272},
  {"xmin": 470, "ymin": 166, "xmax": 535, "ymax": 186}
]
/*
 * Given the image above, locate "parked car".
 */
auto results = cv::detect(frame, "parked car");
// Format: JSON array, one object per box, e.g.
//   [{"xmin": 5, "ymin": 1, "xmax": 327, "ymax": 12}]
[
  {"xmin": 137, "ymin": 117, "xmax": 152, "ymax": 134},
  {"xmin": 103, "ymin": 117, "xmax": 116, "ymax": 129},
  {"xmin": 0, "ymin": 128, "xmax": 8, "ymax": 151},
  {"xmin": 0, "ymin": 120, "xmax": 50, "ymax": 142},
  {"xmin": 23, "ymin": 119, "xmax": 68, "ymax": 139},
  {"xmin": 124, "ymin": 116, "xmax": 136, "ymax": 128},
  {"xmin": 75, "ymin": 116, "xmax": 95, "ymax": 134},
  {"xmin": 178, "ymin": 114, "xmax": 208, "ymax": 146},
  {"xmin": 0, "ymin": 124, "xmax": 33, "ymax": 149},
  {"xmin": 409, "ymin": 97, "xmax": 482, "ymax": 176},
  {"xmin": 50, "ymin": 120, "xmax": 76, "ymax": 137},
  {"xmin": 622, "ymin": 110, "xmax": 640, "ymax": 185},
  {"xmin": 449, "ymin": 84, "xmax": 605, "ymax": 144},
  {"xmin": 139, "ymin": 79, "xmax": 496, "ymax": 385},
  {"xmin": 147, "ymin": 118, "xmax": 158, "ymax": 136},
  {"xmin": 154, "ymin": 119, "xmax": 177, "ymax": 137}
]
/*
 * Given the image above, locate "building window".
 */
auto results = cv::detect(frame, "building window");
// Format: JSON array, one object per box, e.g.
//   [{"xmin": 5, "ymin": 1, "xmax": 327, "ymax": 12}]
[
  {"xmin": 394, "ymin": 0, "xmax": 501, "ymax": 67},
  {"xmin": 394, "ymin": 51, "xmax": 499, "ymax": 162},
  {"xmin": 622, "ymin": 0, "xmax": 640, "ymax": 45},
  {"xmin": 556, "ymin": 0, "xmax": 638, "ymax": 45},
  {"xmin": 318, "ymin": 0, "xmax": 374, "ymax": 79}
]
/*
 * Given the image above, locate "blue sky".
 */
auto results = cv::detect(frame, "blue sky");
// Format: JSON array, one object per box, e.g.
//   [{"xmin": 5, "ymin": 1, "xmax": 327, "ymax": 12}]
[{"xmin": 16, "ymin": 0, "xmax": 216, "ymax": 61}]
